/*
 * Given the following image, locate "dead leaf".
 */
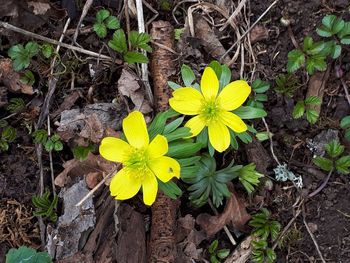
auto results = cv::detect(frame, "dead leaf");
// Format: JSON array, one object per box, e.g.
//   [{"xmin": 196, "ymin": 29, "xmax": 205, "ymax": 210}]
[
  {"xmin": 196, "ymin": 185, "xmax": 251, "ymax": 237},
  {"xmin": 117, "ymin": 69, "xmax": 152, "ymax": 114},
  {"xmin": 0, "ymin": 0, "xmax": 18, "ymax": 18},
  {"xmin": 306, "ymin": 68, "xmax": 330, "ymax": 115},
  {"xmin": 54, "ymin": 153, "xmax": 117, "ymax": 187},
  {"xmin": 85, "ymin": 172, "xmax": 102, "ymax": 189},
  {"xmin": 53, "ymin": 180, "xmax": 96, "ymax": 260},
  {"xmin": 51, "ymin": 91, "xmax": 81, "ymax": 119},
  {"xmin": 57, "ymin": 103, "xmax": 127, "ymax": 143},
  {"xmin": 250, "ymin": 24, "xmax": 269, "ymax": 44},
  {"xmin": 28, "ymin": 1, "xmax": 51, "ymax": 15},
  {"xmin": 0, "ymin": 59, "xmax": 34, "ymax": 94}
]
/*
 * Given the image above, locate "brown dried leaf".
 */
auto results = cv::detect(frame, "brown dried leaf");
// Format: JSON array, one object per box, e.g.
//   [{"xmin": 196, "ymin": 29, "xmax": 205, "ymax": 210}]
[
  {"xmin": 117, "ymin": 69, "xmax": 152, "ymax": 114},
  {"xmin": 85, "ymin": 172, "xmax": 102, "ymax": 189},
  {"xmin": 54, "ymin": 153, "xmax": 117, "ymax": 187},
  {"xmin": 28, "ymin": 1, "xmax": 51, "ymax": 15},
  {"xmin": 0, "ymin": 59, "xmax": 34, "ymax": 94},
  {"xmin": 196, "ymin": 186, "xmax": 251, "ymax": 237},
  {"xmin": 0, "ymin": 0, "xmax": 18, "ymax": 18},
  {"xmin": 250, "ymin": 24, "xmax": 269, "ymax": 44},
  {"xmin": 51, "ymin": 91, "xmax": 81, "ymax": 119},
  {"xmin": 306, "ymin": 68, "xmax": 330, "ymax": 115}
]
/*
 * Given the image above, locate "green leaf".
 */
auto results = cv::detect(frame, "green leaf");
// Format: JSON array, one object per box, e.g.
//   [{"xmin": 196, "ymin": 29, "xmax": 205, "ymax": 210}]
[
  {"xmin": 305, "ymin": 96, "xmax": 321, "ymax": 105},
  {"xmin": 32, "ymin": 129, "xmax": 48, "ymax": 144},
  {"xmin": 210, "ymin": 255, "xmax": 220, "ymax": 263},
  {"xmin": 25, "ymin": 42, "xmax": 39, "ymax": 57},
  {"xmin": 338, "ymin": 21, "xmax": 350, "ymax": 39},
  {"xmin": 129, "ymin": 31, "xmax": 152, "ymax": 52},
  {"xmin": 292, "ymin": 101, "xmax": 305, "ymax": 119},
  {"xmin": 332, "ymin": 17, "xmax": 345, "ymax": 34},
  {"xmin": 341, "ymin": 36, "xmax": 350, "ymax": 45},
  {"xmin": 208, "ymin": 240, "xmax": 218, "ymax": 254},
  {"xmin": 331, "ymin": 44, "xmax": 342, "ymax": 58},
  {"xmin": 163, "ymin": 117, "xmax": 184, "ymax": 134},
  {"xmin": 45, "ymin": 139, "xmax": 54, "ymax": 152},
  {"xmin": 94, "ymin": 22, "xmax": 107, "ymax": 38},
  {"xmin": 105, "ymin": 16, "xmax": 120, "ymax": 29},
  {"xmin": 340, "ymin": 116, "xmax": 350, "ymax": 129},
  {"xmin": 167, "ymin": 142, "xmax": 202, "ymax": 158},
  {"xmin": 41, "ymin": 43, "xmax": 54, "ymax": 58},
  {"xmin": 2, "ymin": 126, "xmax": 16, "ymax": 142},
  {"xmin": 303, "ymin": 36, "xmax": 313, "ymax": 51},
  {"xmin": 219, "ymin": 64, "xmax": 231, "ymax": 90},
  {"xmin": 208, "ymin": 61, "xmax": 222, "ymax": 80},
  {"xmin": 306, "ymin": 55, "xmax": 327, "ymax": 75},
  {"xmin": 174, "ymin": 28, "xmax": 185, "ymax": 40},
  {"xmin": 124, "ymin": 51, "xmax": 148, "ymax": 64},
  {"xmin": 158, "ymin": 180, "xmax": 182, "ymax": 199},
  {"xmin": 256, "ymin": 131, "xmax": 270, "ymax": 142},
  {"xmin": 217, "ymin": 249, "xmax": 230, "ymax": 259},
  {"xmin": 164, "ymin": 127, "xmax": 191, "ymax": 142},
  {"xmin": 287, "ymin": 49, "xmax": 305, "ymax": 73},
  {"xmin": 96, "ymin": 9, "xmax": 110, "ymax": 23},
  {"xmin": 168, "ymin": 81, "xmax": 181, "ymax": 90},
  {"xmin": 8, "ymin": 44, "xmax": 31, "ymax": 71},
  {"xmin": 8, "ymin": 44, "xmax": 25, "ymax": 59},
  {"xmin": 345, "ymin": 129, "xmax": 350, "ymax": 142},
  {"xmin": 305, "ymin": 109, "xmax": 319, "ymax": 124},
  {"xmin": 325, "ymin": 140, "xmax": 344, "ymax": 158},
  {"xmin": 307, "ymin": 42, "xmax": 326, "ymax": 55},
  {"xmin": 72, "ymin": 145, "xmax": 93, "ymax": 161},
  {"xmin": 6, "ymin": 98, "xmax": 25, "ymax": 113},
  {"xmin": 54, "ymin": 141, "xmax": 63, "ymax": 151},
  {"xmin": 233, "ymin": 106, "xmax": 267, "ymax": 119},
  {"xmin": 0, "ymin": 139, "xmax": 9, "ymax": 152},
  {"xmin": 108, "ymin": 29, "xmax": 128, "ymax": 54},
  {"xmin": 313, "ymin": 156, "xmax": 333, "ymax": 171},
  {"xmin": 238, "ymin": 163, "xmax": 263, "ymax": 194},
  {"xmin": 6, "ymin": 246, "xmax": 53, "ymax": 263},
  {"xmin": 181, "ymin": 64, "xmax": 196, "ymax": 86},
  {"xmin": 20, "ymin": 70, "xmax": 35, "ymax": 85},
  {"xmin": 0, "ymin": 119, "xmax": 8, "ymax": 128},
  {"xmin": 266, "ymin": 248, "xmax": 277, "ymax": 263},
  {"xmin": 252, "ymin": 79, "xmax": 270, "ymax": 93},
  {"xmin": 335, "ymin": 155, "xmax": 350, "ymax": 174}
]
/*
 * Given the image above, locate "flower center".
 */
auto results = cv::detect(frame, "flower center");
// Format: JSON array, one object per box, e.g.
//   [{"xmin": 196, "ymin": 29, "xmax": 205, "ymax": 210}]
[
  {"xmin": 125, "ymin": 148, "xmax": 150, "ymax": 181},
  {"xmin": 201, "ymin": 98, "xmax": 221, "ymax": 123}
]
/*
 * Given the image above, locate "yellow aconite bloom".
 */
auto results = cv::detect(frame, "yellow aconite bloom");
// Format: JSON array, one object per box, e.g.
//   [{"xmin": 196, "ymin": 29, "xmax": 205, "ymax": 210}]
[
  {"xmin": 169, "ymin": 67, "xmax": 251, "ymax": 152},
  {"xmin": 99, "ymin": 111, "xmax": 180, "ymax": 206}
]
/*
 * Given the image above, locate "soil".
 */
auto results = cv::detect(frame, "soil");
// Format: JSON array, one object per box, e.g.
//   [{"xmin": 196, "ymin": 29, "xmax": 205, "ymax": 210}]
[{"xmin": 0, "ymin": 0, "xmax": 349, "ymax": 262}]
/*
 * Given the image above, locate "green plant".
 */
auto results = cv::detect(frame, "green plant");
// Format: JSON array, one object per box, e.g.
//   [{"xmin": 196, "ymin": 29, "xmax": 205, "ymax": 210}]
[
  {"xmin": 32, "ymin": 129, "xmax": 48, "ymax": 144},
  {"xmin": 45, "ymin": 134, "xmax": 63, "ymax": 152},
  {"xmin": 6, "ymin": 98, "xmax": 25, "ymax": 113},
  {"xmin": 313, "ymin": 140, "xmax": 350, "ymax": 174},
  {"xmin": 249, "ymin": 208, "xmax": 281, "ymax": 263},
  {"xmin": 208, "ymin": 239, "xmax": 230, "ymax": 263},
  {"xmin": 238, "ymin": 163, "xmax": 264, "ymax": 194},
  {"xmin": 108, "ymin": 29, "xmax": 151, "ymax": 64},
  {"xmin": 6, "ymin": 246, "xmax": 52, "ymax": 263},
  {"xmin": 340, "ymin": 115, "xmax": 350, "ymax": 141},
  {"xmin": 0, "ymin": 125, "xmax": 17, "ymax": 152},
  {"xmin": 93, "ymin": 9, "xmax": 120, "ymax": 38},
  {"xmin": 32, "ymin": 189, "xmax": 58, "ymax": 222},
  {"xmin": 292, "ymin": 96, "xmax": 321, "ymax": 124},
  {"xmin": 8, "ymin": 42, "xmax": 39, "ymax": 71},
  {"xmin": 72, "ymin": 144, "xmax": 94, "ymax": 161},
  {"xmin": 40, "ymin": 43, "xmax": 54, "ymax": 59},
  {"xmin": 247, "ymin": 79, "xmax": 270, "ymax": 109},
  {"xmin": 274, "ymin": 73, "xmax": 300, "ymax": 97},
  {"xmin": 20, "ymin": 70, "xmax": 35, "ymax": 85}
]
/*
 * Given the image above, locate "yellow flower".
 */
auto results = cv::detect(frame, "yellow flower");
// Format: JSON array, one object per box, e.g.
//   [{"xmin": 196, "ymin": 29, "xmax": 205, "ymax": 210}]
[
  {"xmin": 169, "ymin": 66, "xmax": 251, "ymax": 152},
  {"xmin": 99, "ymin": 111, "xmax": 180, "ymax": 206}
]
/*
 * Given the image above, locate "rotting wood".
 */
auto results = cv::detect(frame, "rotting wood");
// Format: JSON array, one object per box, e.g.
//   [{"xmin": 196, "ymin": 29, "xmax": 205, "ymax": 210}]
[{"xmin": 149, "ymin": 20, "xmax": 179, "ymax": 263}]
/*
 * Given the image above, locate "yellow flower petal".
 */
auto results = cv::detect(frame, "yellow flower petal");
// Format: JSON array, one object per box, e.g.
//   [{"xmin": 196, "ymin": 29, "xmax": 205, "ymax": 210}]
[
  {"xmin": 123, "ymin": 111, "xmax": 149, "ymax": 148},
  {"xmin": 185, "ymin": 115, "xmax": 206, "ymax": 137},
  {"xmin": 217, "ymin": 80, "xmax": 251, "ymax": 111},
  {"xmin": 208, "ymin": 121, "xmax": 230, "ymax": 152},
  {"xmin": 142, "ymin": 171, "xmax": 158, "ymax": 205},
  {"xmin": 149, "ymin": 156, "xmax": 180, "ymax": 182},
  {"xmin": 147, "ymin": 135, "xmax": 168, "ymax": 158},
  {"xmin": 201, "ymin": 67, "xmax": 219, "ymax": 100},
  {"xmin": 110, "ymin": 168, "xmax": 141, "ymax": 200},
  {"xmin": 99, "ymin": 137, "xmax": 132, "ymax": 163},
  {"xmin": 220, "ymin": 111, "xmax": 247, "ymax": 133},
  {"xmin": 169, "ymin": 87, "xmax": 203, "ymax": 115}
]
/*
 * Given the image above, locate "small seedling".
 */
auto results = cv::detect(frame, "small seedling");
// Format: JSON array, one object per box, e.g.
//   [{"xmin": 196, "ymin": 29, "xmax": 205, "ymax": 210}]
[
  {"xmin": 340, "ymin": 115, "xmax": 350, "ymax": 141},
  {"xmin": 6, "ymin": 246, "xmax": 52, "ymax": 263},
  {"xmin": 313, "ymin": 140, "xmax": 350, "ymax": 174},
  {"xmin": 20, "ymin": 70, "xmax": 35, "ymax": 85},
  {"xmin": 108, "ymin": 29, "xmax": 151, "ymax": 63},
  {"xmin": 0, "ymin": 125, "xmax": 17, "ymax": 152},
  {"xmin": 249, "ymin": 208, "xmax": 281, "ymax": 263},
  {"xmin": 274, "ymin": 73, "xmax": 300, "ymax": 97},
  {"xmin": 44, "ymin": 134, "xmax": 63, "ymax": 152},
  {"xmin": 40, "ymin": 43, "xmax": 54, "ymax": 59},
  {"xmin": 238, "ymin": 163, "xmax": 264, "ymax": 194},
  {"xmin": 208, "ymin": 240, "xmax": 230, "ymax": 263},
  {"xmin": 32, "ymin": 189, "xmax": 58, "ymax": 222},
  {"xmin": 247, "ymin": 79, "xmax": 270, "ymax": 109},
  {"xmin": 292, "ymin": 96, "xmax": 321, "ymax": 124},
  {"xmin": 93, "ymin": 9, "xmax": 120, "ymax": 38},
  {"xmin": 72, "ymin": 144, "xmax": 94, "ymax": 161},
  {"xmin": 8, "ymin": 42, "xmax": 39, "ymax": 71},
  {"xmin": 6, "ymin": 98, "xmax": 26, "ymax": 113}
]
